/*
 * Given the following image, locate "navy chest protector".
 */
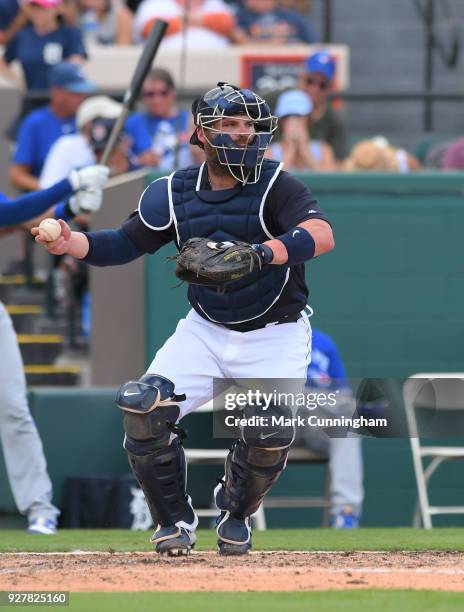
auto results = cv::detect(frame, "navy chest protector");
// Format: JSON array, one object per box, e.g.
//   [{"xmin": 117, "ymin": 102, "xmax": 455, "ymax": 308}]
[{"xmin": 170, "ymin": 160, "xmax": 289, "ymax": 325}]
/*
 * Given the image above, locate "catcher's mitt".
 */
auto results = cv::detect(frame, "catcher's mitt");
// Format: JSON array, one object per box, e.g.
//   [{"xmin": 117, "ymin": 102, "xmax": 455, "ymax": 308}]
[{"xmin": 173, "ymin": 237, "xmax": 264, "ymax": 286}]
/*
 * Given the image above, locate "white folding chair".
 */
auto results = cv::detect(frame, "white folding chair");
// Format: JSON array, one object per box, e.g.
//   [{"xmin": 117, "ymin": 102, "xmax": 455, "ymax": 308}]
[{"xmin": 403, "ymin": 373, "xmax": 464, "ymax": 529}]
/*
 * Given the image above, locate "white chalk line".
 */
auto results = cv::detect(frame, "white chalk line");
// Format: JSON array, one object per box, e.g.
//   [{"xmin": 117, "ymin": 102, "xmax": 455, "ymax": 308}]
[{"xmin": 1, "ymin": 550, "xmax": 463, "ymax": 556}]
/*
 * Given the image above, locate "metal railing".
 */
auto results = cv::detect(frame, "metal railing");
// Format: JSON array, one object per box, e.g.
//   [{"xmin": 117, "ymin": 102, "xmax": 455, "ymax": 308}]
[{"xmin": 319, "ymin": 0, "xmax": 462, "ymax": 130}]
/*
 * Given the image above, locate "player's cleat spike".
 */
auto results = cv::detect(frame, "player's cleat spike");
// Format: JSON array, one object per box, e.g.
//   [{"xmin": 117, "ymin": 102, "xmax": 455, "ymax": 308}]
[
  {"xmin": 216, "ymin": 511, "xmax": 251, "ymax": 555},
  {"xmin": 150, "ymin": 525, "xmax": 196, "ymax": 556}
]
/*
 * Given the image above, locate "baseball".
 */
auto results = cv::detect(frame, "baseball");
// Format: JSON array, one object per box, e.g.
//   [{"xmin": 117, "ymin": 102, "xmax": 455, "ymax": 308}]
[{"xmin": 38, "ymin": 218, "xmax": 62, "ymax": 242}]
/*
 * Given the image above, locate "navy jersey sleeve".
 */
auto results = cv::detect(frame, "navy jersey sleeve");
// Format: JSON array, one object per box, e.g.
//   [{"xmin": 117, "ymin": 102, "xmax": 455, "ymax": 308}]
[
  {"xmin": 265, "ymin": 171, "xmax": 331, "ymax": 234},
  {"xmin": 122, "ymin": 211, "xmax": 175, "ymax": 254},
  {"xmin": 83, "ymin": 227, "xmax": 144, "ymax": 266},
  {"xmin": 121, "ymin": 176, "xmax": 176, "ymax": 253}
]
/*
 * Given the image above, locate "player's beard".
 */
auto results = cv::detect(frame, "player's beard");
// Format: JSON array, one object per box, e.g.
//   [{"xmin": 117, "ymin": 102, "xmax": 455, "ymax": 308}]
[{"xmin": 203, "ymin": 140, "xmax": 235, "ymax": 179}]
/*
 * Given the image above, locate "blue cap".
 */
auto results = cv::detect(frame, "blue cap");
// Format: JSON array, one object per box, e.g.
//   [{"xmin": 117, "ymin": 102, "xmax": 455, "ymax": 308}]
[
  {"xmin": 304, "ymin": 51, "xmax": 336, "ymax": 82},
  {"xmin": 48, "ymin": 62, "xmax": 97, "ymax": 94},
  {"xmin": 275, "ymin": 89, "xmax": 313, "ymax": 118}
]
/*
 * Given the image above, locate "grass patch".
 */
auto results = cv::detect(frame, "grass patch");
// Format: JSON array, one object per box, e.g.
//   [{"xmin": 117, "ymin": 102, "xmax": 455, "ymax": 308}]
[
  {"xmin": 1, "ymin": 528, "xmax": 464, "ymax": 553},
  {"xmin": 45, "ymin": 591, "xmax": 464, "ymax": 612}
]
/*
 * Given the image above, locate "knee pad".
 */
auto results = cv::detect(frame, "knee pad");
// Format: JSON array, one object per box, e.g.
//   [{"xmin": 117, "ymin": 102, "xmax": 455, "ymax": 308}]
[
  {"xmin": 116, "ymin": 373, "xmax": 185, "ymax": 414},
  {"xmin": 115, "ymin": 374, "xmax": 186, "ymax": 454},
  {"xmin": 240, "ymin": 403, "xmax": 295, "ymax": 451}
]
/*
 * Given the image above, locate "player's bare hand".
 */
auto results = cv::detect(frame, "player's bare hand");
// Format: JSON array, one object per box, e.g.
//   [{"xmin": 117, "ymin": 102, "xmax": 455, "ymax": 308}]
[{"xmin": 31, "ymin": 219, "xmax": 72, "ymax": 255}]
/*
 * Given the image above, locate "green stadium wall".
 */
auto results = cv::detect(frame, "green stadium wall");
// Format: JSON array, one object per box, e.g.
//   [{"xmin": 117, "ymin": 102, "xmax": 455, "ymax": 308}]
[{"xmin": 1, "ymin": 171, "xmax": 464, "ymax": 528}]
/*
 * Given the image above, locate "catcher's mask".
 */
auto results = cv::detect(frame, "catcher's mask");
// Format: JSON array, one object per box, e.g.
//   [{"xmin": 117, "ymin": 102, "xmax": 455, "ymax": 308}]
[{"xmin": 190, "ymin": 82, "xmax": 277, "ymax": 185}]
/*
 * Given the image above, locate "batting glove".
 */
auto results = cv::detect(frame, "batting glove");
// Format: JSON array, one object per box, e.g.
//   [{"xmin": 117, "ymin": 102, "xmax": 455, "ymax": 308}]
[
  {"xmin": 69, "ymin": 165, "xmax": 110, "ymax": 191},
  {"xmin": 68, "ymin": 188, "xmax": 103, "ymax": 214}
]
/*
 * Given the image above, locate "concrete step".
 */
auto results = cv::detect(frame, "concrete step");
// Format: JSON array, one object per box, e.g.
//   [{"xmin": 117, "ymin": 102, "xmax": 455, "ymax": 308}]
[
  {"xmin": 24, "ymin": 365, "xmax": 81, "ymax": 387},
  {"xmin": 0, "ymin": 274, "xmax": 44, "ymax": 303},
  {"xmin": 5, "ymin": 304, "xmax": 43, "ymax": 334},
  {"xmin": 17, "ymin": 334, "xmax": 64, "ymax": 366}
]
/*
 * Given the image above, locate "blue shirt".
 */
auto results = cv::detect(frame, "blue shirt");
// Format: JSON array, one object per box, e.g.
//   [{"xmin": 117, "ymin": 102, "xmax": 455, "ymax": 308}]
[
  {"xmin": 236, "ymin": 7, "xmax": 317, "ymax": 44},
  {"xmin": 0, "ymin": 0, "xmax": 18, "ymax": 30},
  {"xmin": 125, "ymin": 110, "xmax": 191, "ymax": 170},
  {"xmin": 307, "ymin": 328, "xmax": 349, "ymax": 390},
  {"xmin": 4, "ymin": 24, "xmax": 86, "ymax": 91},
  {"xmin": 13, "ymin": 107, "xmax": 77, "ymax": 178}
]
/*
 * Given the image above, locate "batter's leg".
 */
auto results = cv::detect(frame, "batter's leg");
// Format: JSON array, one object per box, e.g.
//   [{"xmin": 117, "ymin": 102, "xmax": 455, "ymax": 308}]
[
  {"xmin": 329, "ymin": 433, "xmax": 364, "ymax": 523},
  {"xmin": 0, "ymin": 303, "xmax": 59, "ymax": 529}
]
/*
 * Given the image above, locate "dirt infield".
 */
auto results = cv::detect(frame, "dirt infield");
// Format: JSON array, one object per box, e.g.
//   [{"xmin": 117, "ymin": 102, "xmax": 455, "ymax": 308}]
[{"xmin": 1, "ymin": 551, "xmax": 464, "ymax": 592}]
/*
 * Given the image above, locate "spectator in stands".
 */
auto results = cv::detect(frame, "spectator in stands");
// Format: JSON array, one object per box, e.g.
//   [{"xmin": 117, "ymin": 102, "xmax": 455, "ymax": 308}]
[
  {"xmin": 299, "ymin": 50, "xmax": 348, "ymax": 162},
  {"xmin": 76, "ymin": 0, "xmax": 134, "ymax": 45},
  {"xmin": 10, "ymin": 62, "xmax": 96, "ymax": 192},
  {"xmin": 0, "ymin": 0, "xmax": 26, "ymax": 46},
  {"xmin": 134, "ymin": 0, "xmax": 235, "ymax": 49},
  {"xmin": 0, "ymin": 0, "xmax": 19, "ymax": 32},
  {"xmin": 0, "ymin": 0, "xmax": 87, "ymax": 92},
  {"xmin": 39, "ymin": 95, "xmax": 127, "ymax": 330},
  {"xmin": 40, "ymin": 95, "xmax": 130, "ymax": 186},
  {"xmin": 343, "ymin": 137, "xmax": 420, "ymax": 172},
  {"xmin": 270, "ymin": 89, "xmax": 336, "ymax": 171},
  {"xmin": 302, "ymin": 327, "xmax": 364, "ymax": 528},
  {"xmin": 125, "ymin": 68, "xmax": 191, "ymax": 170},
  {"xmin": 0, "ymin": 0, "xmax": 88, "ymax": 141},
  {"xmin": 442, "ymin": 138, "xmax": 464, "ymax": 171},
  {"xmin": 232, "ymin": 0, "xmax": 317, "ymax": 45}
]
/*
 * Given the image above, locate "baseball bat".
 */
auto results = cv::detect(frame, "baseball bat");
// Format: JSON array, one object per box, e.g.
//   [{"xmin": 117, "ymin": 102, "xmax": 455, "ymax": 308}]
[{"xmin": 100, "ymin": 19, "xmax": 168, "ymax": 166}]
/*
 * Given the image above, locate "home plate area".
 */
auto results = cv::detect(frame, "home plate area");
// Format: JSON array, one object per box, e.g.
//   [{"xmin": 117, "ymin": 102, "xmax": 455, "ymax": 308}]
[{"xmin": 1, "ymin": 551, "xmax": 464, "ymax": 592}]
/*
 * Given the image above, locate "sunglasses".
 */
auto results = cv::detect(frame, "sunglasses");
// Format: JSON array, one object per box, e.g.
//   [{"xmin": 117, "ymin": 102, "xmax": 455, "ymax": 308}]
[
  {"xmin": 142, "ymin": 89, "xmax": 171, "ymax": 98},
  {"xmin": 304, "ymin": 77, "xmax": 329, "ymax": 90}
]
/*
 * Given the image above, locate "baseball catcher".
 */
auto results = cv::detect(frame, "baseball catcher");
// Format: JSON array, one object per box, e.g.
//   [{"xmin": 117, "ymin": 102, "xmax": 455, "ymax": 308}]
[{"xmin": 33, "ymin": 83, "xmax": 334, "ymax": 555}]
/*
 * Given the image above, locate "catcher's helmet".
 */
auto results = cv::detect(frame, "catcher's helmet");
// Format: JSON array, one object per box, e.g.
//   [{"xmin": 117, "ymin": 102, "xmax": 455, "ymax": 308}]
[{"xmin": 190, "ymin": 82, "xmax": 277, "ymax": 184}]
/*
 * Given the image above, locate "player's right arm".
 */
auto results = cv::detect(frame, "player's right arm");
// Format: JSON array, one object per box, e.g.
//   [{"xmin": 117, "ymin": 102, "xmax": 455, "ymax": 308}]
[{"xmin": 32, "ymin": 175, "xmax": 174, "ymax": 263}]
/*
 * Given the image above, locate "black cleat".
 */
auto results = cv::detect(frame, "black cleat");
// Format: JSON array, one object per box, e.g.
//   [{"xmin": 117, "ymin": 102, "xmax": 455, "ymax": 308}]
[
  {"xmin": 150, "ymin": 525, "xmax": 196, "ymax": 556},
  {"xmin": 216, "ymin": 512, "xmax": 251, "ymax": 556}
]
